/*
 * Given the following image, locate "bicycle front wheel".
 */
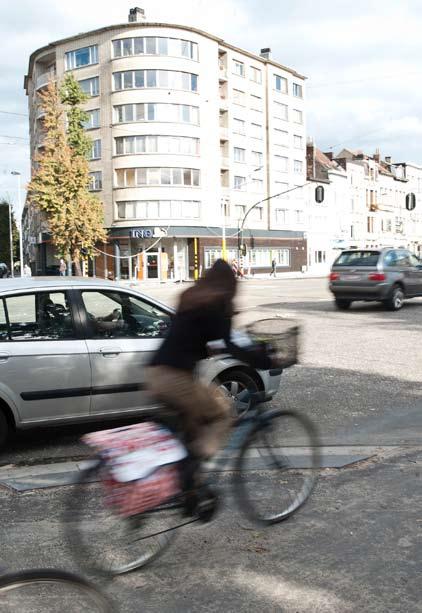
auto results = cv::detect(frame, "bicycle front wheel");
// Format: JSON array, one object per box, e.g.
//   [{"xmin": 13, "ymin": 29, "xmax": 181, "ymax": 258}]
[
  {"xmin": 65, "ymin": 458, "xmax": 182, "ymax": 577},
  {"xmin": 0, "ymin": 569, "xmax": 113, "ymax": 612},
  {"xmin": 234, "ymin": 410, "xmax": 321, "ymax": 525}
]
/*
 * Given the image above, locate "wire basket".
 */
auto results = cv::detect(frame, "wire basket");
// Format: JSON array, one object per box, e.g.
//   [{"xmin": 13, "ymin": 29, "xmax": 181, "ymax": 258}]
[{"xmin": 246, "ymin": 317, "xmax": 300, "ymax": 369}]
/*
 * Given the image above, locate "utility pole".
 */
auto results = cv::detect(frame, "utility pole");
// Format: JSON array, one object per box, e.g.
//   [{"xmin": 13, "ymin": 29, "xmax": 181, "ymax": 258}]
[{"xmin": 11, "ymin": 171, "xmax": 24, "ymax": 276}]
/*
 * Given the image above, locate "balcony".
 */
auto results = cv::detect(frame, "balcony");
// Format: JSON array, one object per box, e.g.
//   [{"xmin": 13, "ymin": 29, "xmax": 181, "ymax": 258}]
[
  {"xmin": 220, "ymin": 156, "xmax": 230, "ymax": 170},
  {"xmin": 219, "ymin": 96, "xmax": 228, "ymax": 111},
  {"xmin": 219, "ymin": 65, "xmax": 228, "ymax": 82},
  {"xmin": 219, "ymin": 126, "xmax": 229, "ymax": 141},
  {"xmin": 36, "ymin": 69, "xmax": 56, "ymax": 90}
]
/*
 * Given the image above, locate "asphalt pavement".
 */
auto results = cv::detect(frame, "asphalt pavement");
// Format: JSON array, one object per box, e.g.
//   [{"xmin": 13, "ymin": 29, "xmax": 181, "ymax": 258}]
[{"xmin": 0, "ymin": 278, "xmax": 421, "ymax": 612}]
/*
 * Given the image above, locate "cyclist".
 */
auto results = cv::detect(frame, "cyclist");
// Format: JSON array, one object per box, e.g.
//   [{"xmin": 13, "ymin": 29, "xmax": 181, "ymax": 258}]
[{"xmin": 146, "ymin": 258, "xmax": 273, "ymax": 518}]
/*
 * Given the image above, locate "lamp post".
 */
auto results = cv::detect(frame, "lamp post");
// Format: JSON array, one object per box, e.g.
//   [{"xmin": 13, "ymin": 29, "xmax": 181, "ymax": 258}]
[
  {"xmin": 0, "ymin": 201, "xmax": 14, "ymax": 277},
  {"xmin": 11, "ymin": 171, "xmax": 24, "ymax": 277}
]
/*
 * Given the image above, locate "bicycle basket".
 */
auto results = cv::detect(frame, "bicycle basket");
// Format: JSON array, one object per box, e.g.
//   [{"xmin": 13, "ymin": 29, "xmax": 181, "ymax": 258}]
[{"xmin": 246, "ymin": 317, "xmax": 300, "ymax": 368}]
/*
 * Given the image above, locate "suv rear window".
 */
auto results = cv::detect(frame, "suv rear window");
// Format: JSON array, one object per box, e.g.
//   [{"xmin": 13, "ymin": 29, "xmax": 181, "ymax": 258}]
[{"xmin": 334, "ymin": 251, "xmax": 380, "ymax": 267}]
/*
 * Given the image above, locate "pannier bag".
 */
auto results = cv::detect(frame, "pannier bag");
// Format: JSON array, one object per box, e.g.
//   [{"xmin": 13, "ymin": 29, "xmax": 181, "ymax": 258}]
[{"xmin": 83, "ymin": 422, "xmax": 187, "ymax": 517}]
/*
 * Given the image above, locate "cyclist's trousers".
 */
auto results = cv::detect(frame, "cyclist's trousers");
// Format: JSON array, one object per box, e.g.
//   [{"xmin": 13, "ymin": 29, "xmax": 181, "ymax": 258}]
[{"xmin": 146, "ymin": 366, "xmax": 232, "ymax": 460}]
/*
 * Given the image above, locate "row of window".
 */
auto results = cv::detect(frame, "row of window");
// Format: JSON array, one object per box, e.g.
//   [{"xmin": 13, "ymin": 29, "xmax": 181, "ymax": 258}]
[
  {"xmin": 115, "ymin": 102, "xmax": 199, "ymax": 125},
  {"xmin": 231, "ymin": 111, "xmax": 302, "ymax": 137},
  {"xmin": 231, "ymin": 60, "xmax": 303, "ymax": 97},
  {"xmin": 115, "ymin": 135, "xmax": 199, "ymax": 156},
  {"xmin": 0, "ymin": 291, "xmax": 170, "ymax": 342},
  {"xmin": 113, "ymin": 70, "xmax": 198, "ymax": 92},
  {"xmin": 233, "ymin": 176, "xmax": 264, "ymax": 191},
  {"xmin": 65, "ymin": 39, "xmax": 198, "ymax": 71},
  {"xmin": 274, "ymin": 75, "xmax": 303, "ymax": 97},
  {"xmin": 274, "ymin": 208, "xmax": 305, "ymax": 224},
  {"xmin": 204, "ymin": 247, "xmax": 290, "ymax": 269},
  {"xmin": 233, "ymin": 148, "xmax": 263, "ymax": 164},
  {"xmin": 115, "ymin": 167, "xmax": 200, "ymax": 188},
  {"xmin": 116, "ymin": 200, "xmax": 200, "ymax": 220},
  {"xmin": 113, "ymin": 36, "xmax": 198, "ymax": 60}
]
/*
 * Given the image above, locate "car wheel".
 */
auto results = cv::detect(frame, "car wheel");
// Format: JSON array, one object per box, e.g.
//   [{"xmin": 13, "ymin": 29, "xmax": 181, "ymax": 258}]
[
  {"xmin": 334, "ymin": 298, "xmax": 352, "ymax": 310},
  {"xmin": 0, "ymin": 409, "xmax": 9, "ymax": 448},
  {"xmin": 384, "ymin": 285, "xmax": 405, "ymax": 311},
  {"xmin": 217, "ymin": 370, "xmax": 259, "ymax": 418}
]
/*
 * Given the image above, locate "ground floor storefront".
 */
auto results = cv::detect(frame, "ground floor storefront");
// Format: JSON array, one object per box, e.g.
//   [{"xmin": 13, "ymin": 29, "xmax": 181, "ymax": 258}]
[{"xmin": 31, "ymin": 226, "xmax": 307, "ymax": 280}]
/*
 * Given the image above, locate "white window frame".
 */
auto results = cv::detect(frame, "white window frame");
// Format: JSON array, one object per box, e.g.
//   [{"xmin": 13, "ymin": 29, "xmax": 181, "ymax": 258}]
[
  {"xmin": 233, "ymin": 118, "xmax": 246, "ymax": 135},
  {"xmin": 65, "ymin": 45, "xmax": 98, "ymax": 70},
  {"xmin": 84, "ymin": 109, "xmax": 100, "ymax": 130},
  {"xmin": 293, "ymin": 83, "xmax": 303, "ymax": 98},
  {"xmin": 234, "ymin": 175, "xmax": 246, "ymax": 190},
  {"xmin": 250, "ymin": 66, "xmax": 262, "ymax": 84},
  {"xmin": 113, "ymin": 70, "xmax": 198, "ymax": 92},
  {"xmin": 89, "ymin": 171, "xmax": 102, "ymax": 191},
  {"xmin": 90, "ymin": 139, "xmax": 101, "ymax": 160},
  {"xmin": 233, "ymin": 147, "xmax": 246, "ymax": 163},
  {"xmin": 78, "ymin": 76, "xmax": 99, "ymax": 97},
  {"xmin": 233, "ymin": 60, "xmax": 245, "ymax": 77},
  {"xmin": 116, "ymin": 199, "xmax": 200, "ymax": 220},
  {"xmin": 294, "ymin": 160, "xmax": 303, "ymax": 173},
  {"xmin": 274, "ymin": 74, "xmax": 288, "ymax": 93},
  {"xmin": 293, "ymin": 135, "xmax": 303, "ymax": 149},
  {"xmin": 293, "ymin": 109, "xmax": 303, "ymax": 124}
]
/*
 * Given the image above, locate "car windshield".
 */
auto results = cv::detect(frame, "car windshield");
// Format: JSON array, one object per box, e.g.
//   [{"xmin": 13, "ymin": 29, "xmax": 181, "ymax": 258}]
[{"xmin": 334, "ymin": 251, "xmax": 380, "ymax": 267}]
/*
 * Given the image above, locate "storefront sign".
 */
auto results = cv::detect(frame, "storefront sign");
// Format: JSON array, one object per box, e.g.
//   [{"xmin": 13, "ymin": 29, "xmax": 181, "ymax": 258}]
[{"xmin": 130, "ymin": 228, "xmax": 153, "ymax": 239}]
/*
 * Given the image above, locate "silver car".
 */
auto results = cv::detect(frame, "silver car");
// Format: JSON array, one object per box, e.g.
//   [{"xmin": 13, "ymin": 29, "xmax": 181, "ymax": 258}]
[
  {"xmin": 0, "ymin": 278, "xmax": 282, "ymax": 445},
  {"xmin": 329, "ymin": 248, "xmax": 422, "ymax": 310}
]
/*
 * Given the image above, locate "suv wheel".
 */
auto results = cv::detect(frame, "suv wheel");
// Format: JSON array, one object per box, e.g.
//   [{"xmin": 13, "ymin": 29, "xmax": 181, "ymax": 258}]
[
  {"xmin": 217, "ymin": 370, "xmax": 259, "ymax": 418},
  {"xmin": 384, "ymin": 285, "xmax": 405, "ymax": 311},
  {"xmin": 334, "ymin": 298, "xmax": 352, "ymax": 310}
]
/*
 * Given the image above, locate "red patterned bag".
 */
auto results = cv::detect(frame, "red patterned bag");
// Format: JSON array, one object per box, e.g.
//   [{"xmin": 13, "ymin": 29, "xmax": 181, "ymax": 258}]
[{"xmin": 83, "ymin": 422, "xmax": 187, "ymax": 517}]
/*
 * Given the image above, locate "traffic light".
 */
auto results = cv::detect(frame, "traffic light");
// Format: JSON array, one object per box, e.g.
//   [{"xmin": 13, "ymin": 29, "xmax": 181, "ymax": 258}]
[
  {"xmin": 405, "ymin": 193, "xmax": 416, "ymax": 211},
  {"xmin": 315, "ymin": 185, "xmax": 325, "ymax": 203}
]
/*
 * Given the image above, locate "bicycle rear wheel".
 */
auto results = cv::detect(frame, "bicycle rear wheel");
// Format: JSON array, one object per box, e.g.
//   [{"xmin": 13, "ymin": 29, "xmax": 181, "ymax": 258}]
[
  {"xmin": 233, "ymin": 410, "xmax": 320, "ymax": 525},
  {"xmin": 65, "ymin": 458, "xmax": 183, "ymax": 577},
  {"xmin": 0, "ymin": 569, "xmax": 113, "ymax": 612}
]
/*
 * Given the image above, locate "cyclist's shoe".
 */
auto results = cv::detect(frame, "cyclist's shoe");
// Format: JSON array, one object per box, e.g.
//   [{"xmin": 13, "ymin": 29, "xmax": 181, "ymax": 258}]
[
  {"xmin": 184, "ymin": 485, "xmax": 219, "ymax": 523},
  {"xmin": 196, "ymin": 486, "xmax": 219, "ymax": 523}
]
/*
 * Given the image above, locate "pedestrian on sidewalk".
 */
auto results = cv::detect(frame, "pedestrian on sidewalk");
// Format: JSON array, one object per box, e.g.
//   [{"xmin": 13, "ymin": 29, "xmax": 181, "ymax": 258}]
[
  {"xmin": 59, "ymin": 258, "xmax": 66, "ymax": 276},
  {"xmin": 270, "ymin": 258, "xmax": 277, "ymax": 277}
]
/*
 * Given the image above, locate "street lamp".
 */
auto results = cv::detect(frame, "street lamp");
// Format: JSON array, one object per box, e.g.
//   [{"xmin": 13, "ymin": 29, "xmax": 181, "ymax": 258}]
[{"xmin": 11, "ymin": 171, "xmax": 24, "ymax": 277}]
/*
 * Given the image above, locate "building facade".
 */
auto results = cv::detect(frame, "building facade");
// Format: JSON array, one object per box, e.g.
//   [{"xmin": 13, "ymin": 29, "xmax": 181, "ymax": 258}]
[
  {"xmin": 306, "ymin": 143, "xmax": 422, "ymax": 273},
  {"xmin": 24, "ymin": 7, "xmax": 308, "ymax": 279}
]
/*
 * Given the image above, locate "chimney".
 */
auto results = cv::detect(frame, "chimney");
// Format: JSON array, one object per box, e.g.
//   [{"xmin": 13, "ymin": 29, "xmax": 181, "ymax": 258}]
[
  {"xmin": 373, "ymin": 148, "xmax": 380, "ymax": 163},
  {"xmin": 128, "ymin": 7, "xmax": 145, "ymax": 22},
  {"xmin": 385, "ymin": 156, "xmax": 391, "ymax": 164},
  {"xmin": 260, "ymin": 48, "xmax": 272, "ymax": 60}
]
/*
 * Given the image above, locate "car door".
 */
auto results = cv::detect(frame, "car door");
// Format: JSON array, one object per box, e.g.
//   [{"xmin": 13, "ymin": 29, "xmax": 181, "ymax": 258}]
[
  {"xmin": 408, "ymin": 253, "xmax": 422, "ymax": 295},
  {"xmin": 78, "ymin": 288, "xmax": 171, "ymax": 416},
  {"xmin": 0, "ymin": 289, "xmax": 91, "ymax": 425}
]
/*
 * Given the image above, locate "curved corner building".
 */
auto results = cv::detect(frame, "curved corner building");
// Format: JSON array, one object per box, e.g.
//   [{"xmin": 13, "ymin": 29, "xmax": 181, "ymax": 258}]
[{"xmin": 24, "ymin": 7, "xmax": 307, "ymax": 279}]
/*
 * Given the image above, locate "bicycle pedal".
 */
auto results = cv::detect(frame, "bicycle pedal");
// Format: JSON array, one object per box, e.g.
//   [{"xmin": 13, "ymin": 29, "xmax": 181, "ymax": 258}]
[{"xmin": 196, "ymin": 493, "xmax": 219, "ymax": 523}]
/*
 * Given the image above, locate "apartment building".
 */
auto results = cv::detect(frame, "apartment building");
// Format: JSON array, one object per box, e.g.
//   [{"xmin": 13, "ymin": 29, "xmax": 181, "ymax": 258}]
[
  {"xmin": 24, "ymin": 7, "xmax": 307, "ymax": 279},
  {"xmin": 306, "ymin": 143, "xmax": 422, "ymax": 273}
]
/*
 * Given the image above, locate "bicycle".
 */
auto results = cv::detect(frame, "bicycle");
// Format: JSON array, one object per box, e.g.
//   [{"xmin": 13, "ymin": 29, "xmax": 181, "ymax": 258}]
[
  {"xmin": 65, "ymin": 391, "xmax": 321, "ymax": 578},
  {"xmin": 0, "ymin": 567, "xmax": 114, "ymax": 611}
]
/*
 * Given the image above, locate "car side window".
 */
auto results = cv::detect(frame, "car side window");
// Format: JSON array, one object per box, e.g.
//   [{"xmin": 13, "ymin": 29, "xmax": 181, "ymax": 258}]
[
  {"xmin": 0, "ymin": 300, "xmax": 8, "ymax": 341},
  {"xmin": 2, "ymin": 292, "xmax": 75, "ymax": 341},
  {"xmin": 409, "ymin": 254, "xmax": 420, "ymax": 267},
  {"xmin": 81, "ymin": 290, "xmax": 171, "ymax": 339},
  {"xmin": 384, "ymin": 251, "xmax": 398, "ymax": 267},
  {"xmin": 397, "ymin": 251, "xmax": 411, "ymax": 267}
]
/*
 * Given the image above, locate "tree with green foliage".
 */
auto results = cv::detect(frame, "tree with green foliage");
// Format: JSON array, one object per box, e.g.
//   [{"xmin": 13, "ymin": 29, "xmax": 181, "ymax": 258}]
[
  {"xmin": 0, "ymin": 202, "xmax": 19, "ymax": 271},
  {"xmin": 28, "ymin": 75, "xmax": 106, "ymax": 276}
]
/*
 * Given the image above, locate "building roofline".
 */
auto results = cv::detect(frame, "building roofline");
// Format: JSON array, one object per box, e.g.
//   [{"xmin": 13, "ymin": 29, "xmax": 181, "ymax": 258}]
[{"xmin": 24, "ymin": 20, "xmax": 306, "ymax": 92}]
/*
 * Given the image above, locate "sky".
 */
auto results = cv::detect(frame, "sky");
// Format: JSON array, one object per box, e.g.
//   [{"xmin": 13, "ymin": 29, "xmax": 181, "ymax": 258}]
[{"xmin": 1, "ymin": 0, "xmax": 422, "ymax": 216}]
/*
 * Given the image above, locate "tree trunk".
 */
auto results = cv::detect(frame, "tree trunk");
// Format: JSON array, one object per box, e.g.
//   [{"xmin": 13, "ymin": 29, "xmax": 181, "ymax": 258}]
[{"xmin": 72, "ymin": 249, "xmax": 82, "ymax": 276}]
